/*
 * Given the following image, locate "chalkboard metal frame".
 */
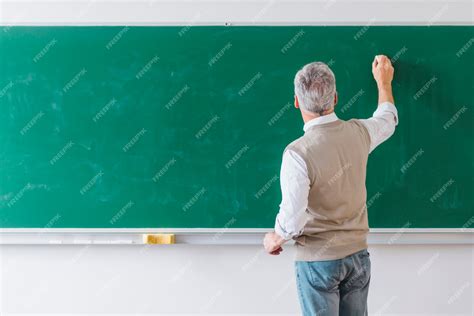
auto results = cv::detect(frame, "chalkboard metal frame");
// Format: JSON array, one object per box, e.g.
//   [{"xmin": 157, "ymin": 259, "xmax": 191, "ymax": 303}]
[{"xmin": 0, "ymin": 228, "xmax": 472, "ymax": 245}]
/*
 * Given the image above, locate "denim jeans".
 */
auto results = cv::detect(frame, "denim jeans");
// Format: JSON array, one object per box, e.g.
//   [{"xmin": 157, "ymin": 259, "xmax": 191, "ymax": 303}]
[{"xmin": 295, "ymin": 249, "xmax": 371, "ymax": 316}]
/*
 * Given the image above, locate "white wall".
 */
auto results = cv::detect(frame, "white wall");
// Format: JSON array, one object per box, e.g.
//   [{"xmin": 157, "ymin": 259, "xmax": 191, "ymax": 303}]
[
  {"xmin": 1, "ymin": 0, "xmax": 473, "ymax": 315},
  {"xmin": 0, "ymin": 0, "xmax": 473, "ymax": 25},
  {"xmin": 0, "ymin": 244, "xmax": 473, "ymax": 315}
]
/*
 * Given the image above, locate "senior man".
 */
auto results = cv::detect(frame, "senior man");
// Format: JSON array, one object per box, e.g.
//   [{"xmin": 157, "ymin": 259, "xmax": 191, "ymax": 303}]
[{"xmin": 264, "ymin": 55, "xmax": 398, "ymax": 315}]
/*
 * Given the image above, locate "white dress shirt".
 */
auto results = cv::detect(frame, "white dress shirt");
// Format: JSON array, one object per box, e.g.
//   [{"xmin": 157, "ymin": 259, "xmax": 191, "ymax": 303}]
[{"xmin": 275, "ymin": 102, "xmax": 398, "ymax": 240}]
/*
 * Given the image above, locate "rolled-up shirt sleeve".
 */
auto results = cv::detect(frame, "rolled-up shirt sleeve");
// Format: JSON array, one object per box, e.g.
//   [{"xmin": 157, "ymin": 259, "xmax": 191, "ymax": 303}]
[
  {"xmin": 274, "ymin": 149, "xmax": 310, "ymax": 240},
  {"xmin": 359, "ymin": 102, "xmax": 399, "ymax": 153}
]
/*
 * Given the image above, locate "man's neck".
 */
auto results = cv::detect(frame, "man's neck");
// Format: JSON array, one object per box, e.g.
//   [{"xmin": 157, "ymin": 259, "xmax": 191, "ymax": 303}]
[{"xmin": 302, "ymin": 109, "xmax": 335, "ymax": 123}]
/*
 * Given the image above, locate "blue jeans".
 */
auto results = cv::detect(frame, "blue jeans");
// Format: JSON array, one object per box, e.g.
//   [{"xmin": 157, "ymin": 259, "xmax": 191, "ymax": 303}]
[{"xmin": 295, "ymin": 249, "xmax": 371, "ymax": 316}]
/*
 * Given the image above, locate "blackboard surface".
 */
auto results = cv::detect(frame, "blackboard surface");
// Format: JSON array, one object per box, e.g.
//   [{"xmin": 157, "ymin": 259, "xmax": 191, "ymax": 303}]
[{"xmin": 0, "ymin": 26, "xmax": 472, "ymax": 228}]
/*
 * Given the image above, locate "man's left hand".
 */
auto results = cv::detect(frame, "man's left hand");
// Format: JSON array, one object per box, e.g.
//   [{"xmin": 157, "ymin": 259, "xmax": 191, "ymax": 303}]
[{"xmin": 263, "ymin": 232, "xmax": 285, "ymax": 255}]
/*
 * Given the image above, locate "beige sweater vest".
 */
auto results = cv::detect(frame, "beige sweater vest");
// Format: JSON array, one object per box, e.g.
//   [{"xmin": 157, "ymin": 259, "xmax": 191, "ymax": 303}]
[{"xmin": 286, "ymin": 119, "xmax": 371, "ymax": 261}]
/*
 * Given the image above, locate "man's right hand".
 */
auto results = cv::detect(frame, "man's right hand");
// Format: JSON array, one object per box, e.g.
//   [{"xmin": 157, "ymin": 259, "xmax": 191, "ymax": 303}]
[
  {"xmin": 372, "ymin": 55, "xmax": 394, "ymax": 87},
  {"xmin": 372, "ymin": 55, "xmax": 395, "ymax": 104}
]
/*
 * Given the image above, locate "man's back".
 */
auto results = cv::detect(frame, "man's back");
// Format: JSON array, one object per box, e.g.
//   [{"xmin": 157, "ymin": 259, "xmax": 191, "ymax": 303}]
[{"xmin": 286, "ymin": 119, "xmax": 372, "ymax": 260}]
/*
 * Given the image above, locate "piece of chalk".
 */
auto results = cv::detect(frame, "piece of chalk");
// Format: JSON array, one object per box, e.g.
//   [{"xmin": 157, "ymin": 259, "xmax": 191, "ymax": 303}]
[
  {"xmin": 74, "ymin": 239, "xmax": 92, "ymax": 244},
  {"xmin": 110, "ymin": 240, "xmax": 134, "ymax": 244},
  {"xmin": 143, "ymin": 234, "xmax": 175, "ymax": 245}
]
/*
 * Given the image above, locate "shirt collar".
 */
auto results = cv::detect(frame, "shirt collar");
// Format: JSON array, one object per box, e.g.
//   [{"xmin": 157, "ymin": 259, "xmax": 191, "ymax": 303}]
[{"xmin": 303, "ymin": 112, "xmax": 339, "ymax": 132}]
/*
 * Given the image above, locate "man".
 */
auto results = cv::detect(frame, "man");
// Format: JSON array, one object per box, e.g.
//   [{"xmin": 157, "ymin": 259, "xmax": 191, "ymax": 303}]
[{"xmin": 263, "ymin": 55, "xmax": 398, "ymax": 315}]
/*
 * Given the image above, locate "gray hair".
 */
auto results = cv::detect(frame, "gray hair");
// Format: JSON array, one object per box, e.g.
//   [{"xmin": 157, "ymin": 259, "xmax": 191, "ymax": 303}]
[{"xmin": 294, "ymin": 62, "xmax": 336, "ymax": 114}]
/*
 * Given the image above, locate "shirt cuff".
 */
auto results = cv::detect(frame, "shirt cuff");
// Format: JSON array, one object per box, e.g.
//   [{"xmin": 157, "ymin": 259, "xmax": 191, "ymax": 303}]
[
  {"xmin": 373, "ymin": 102, "xmax": 398, "ymax": 125},
  {"xmin": 274, "ymin": 219, "xmax": 293, "ymax": 241}
]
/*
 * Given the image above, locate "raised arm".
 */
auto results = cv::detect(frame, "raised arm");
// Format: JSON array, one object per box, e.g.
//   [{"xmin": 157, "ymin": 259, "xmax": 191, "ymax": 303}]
[{"xmin": 360, "ymin": 55, "xmax": 399, "ymax": 153}]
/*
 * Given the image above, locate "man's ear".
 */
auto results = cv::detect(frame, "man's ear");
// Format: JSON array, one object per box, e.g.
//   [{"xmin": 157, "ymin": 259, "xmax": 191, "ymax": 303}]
[
  {"xmin": 334, "ymin": 92, "xmax": 338, "ymax": 108},
  {"xmin": 294, "ymin": 95, "xmax": 299, "ymax": 109}
]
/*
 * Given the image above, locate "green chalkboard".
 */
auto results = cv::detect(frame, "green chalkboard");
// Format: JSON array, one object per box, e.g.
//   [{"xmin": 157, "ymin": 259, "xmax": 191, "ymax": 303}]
[{"xmin": 0, "ymin": 26, "xmax": 472, "ymax": 229}]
